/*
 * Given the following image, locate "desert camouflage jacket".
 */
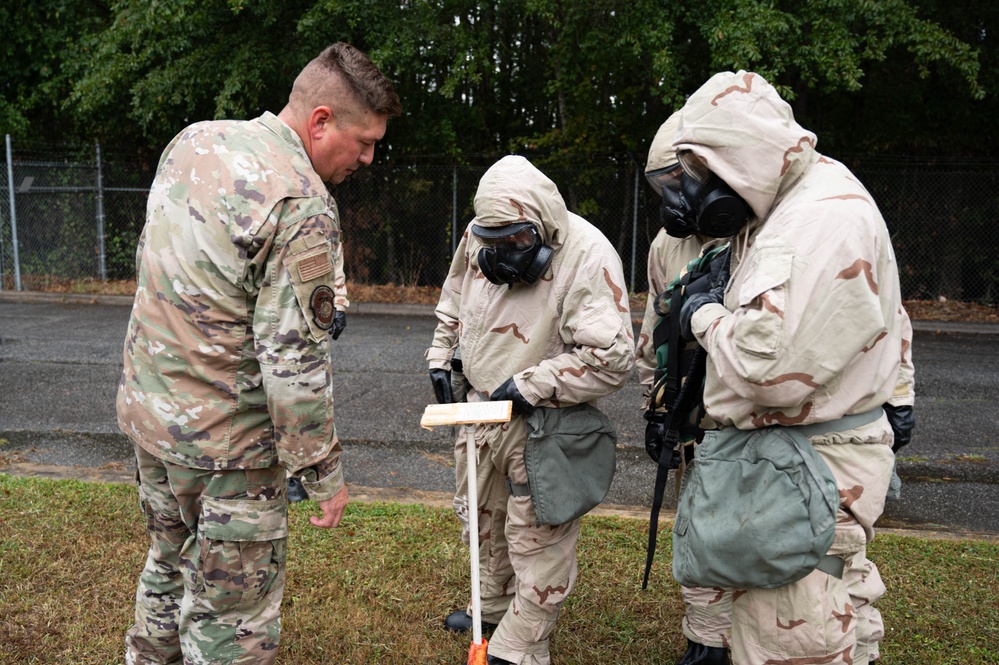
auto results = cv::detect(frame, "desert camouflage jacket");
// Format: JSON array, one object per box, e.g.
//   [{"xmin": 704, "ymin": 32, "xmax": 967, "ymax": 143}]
[
  {"xmin": 116, "ymin": 112, "xmax": 346, "ymax": 500},
  {"xmin": 426, "ymin": 155, "xmax": 635, "ymax": 407},
  {"xmin": 676, "ymin": 72, "xmax": 912, "ymax": 431}
]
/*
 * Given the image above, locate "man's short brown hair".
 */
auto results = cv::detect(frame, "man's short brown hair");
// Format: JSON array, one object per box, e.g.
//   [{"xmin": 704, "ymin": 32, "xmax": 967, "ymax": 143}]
[{"xmin": 289, "ymin": 42, "xmax": 402, "ymax": 122}]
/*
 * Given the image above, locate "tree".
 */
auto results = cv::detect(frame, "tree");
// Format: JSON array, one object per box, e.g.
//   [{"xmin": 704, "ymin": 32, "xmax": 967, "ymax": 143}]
[{"xmin": 0, "ymin": 0, "xmax": 111, "ymax": 140}]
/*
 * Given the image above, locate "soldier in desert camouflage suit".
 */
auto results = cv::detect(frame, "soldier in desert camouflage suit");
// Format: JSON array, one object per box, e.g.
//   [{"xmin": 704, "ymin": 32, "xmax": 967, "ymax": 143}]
[
  {"xmin": 671, "ymin": 71, "xmax": 914, "ymax": 665},
  {"xmin": 426, "ymin": 155, "xmax": 635, "ymax": 665},
  {"xmin": 638, "ymin": 111, "xmax": 733, "ymax": 665},
  {"xmin": 641, "ymin": 109, "xmax": 917, "ymax": 665},
  {"xmin": 116, "ymin": 43, "xmax": 400, "ymax": 665}
]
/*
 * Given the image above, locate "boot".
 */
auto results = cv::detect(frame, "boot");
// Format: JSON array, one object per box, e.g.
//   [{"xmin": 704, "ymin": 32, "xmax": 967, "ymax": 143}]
[
  {"xmin": 287, "ymin": 476, "xmax": 308, "ymax": 503},
  {"xmin": 677, "ymin": 638, "xmax": 730, "ymax": 665},
  {"xmin": 443, "ymin": 609, "xmax": 498, "ymax": 634}
]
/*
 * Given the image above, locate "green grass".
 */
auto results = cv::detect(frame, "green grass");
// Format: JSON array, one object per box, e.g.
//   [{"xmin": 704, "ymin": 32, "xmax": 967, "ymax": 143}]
[{"xmin": 1, "ymin": 475, "xmax": 997, "ymax": 664}]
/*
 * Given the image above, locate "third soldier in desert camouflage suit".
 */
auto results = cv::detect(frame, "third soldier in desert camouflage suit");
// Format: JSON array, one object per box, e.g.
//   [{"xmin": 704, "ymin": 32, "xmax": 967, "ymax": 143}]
[
  {"xmin": 117, "ymin": 43, "xmax": 400, "ymax": 665},
  {"xmin": 426, "ymin": 155, "xmax": 635, "ymax": 665},
  {"xmin": 671, "ymin": 71, "xmax": 913, "ymax": 665}
]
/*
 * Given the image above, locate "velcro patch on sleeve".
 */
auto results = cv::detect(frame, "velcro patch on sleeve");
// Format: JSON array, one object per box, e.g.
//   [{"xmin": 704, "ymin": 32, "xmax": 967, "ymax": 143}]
[
  {"xmin": 310, "ymin": 285, "xmax": 336, "ymax": 330},
  {"xmin": 295, "ymin": 249, "xmax": 333, "ymax": 283}
]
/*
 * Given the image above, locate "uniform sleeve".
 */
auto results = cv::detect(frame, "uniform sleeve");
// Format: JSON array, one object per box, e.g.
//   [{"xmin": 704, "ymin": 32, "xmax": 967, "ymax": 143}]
[
  {"xmin": 694, "ymin": 231, "xmax": 891, "ymax": 407},
  {"xmin": 330, "ymin": 201, "xmax": 350, "ymax": 311},
  {"xmin": 425, "ymin": 230, "xmax": 470, "ymax": 370},
  {"xmin": 636, "ymin": 235, "xmax": 671, "ymax": 394},
  {"xmin": 888, "ymin": 304, "xmax": 915, "ymax": 407},
  {"xmin": 518, "ymin": 250, "xmax": 635, "ymax": 405},
  {"xmin": 254, "ymin": 209, "xmax": 343, "ymax": 498}
]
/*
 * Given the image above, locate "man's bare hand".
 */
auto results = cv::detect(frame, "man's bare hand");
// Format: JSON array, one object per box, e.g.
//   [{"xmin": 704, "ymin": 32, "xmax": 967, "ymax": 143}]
[{"xmin": 310, "ymin": 485, "xmax": 348, "ymax": 528}]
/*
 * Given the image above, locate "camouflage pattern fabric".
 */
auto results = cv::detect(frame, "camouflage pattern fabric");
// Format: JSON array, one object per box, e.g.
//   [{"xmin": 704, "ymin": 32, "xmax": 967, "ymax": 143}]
[
  {"xmin": 637, "ymin": 231, "xmax": 734, "ymax": 650},
  {"xmin": 127, "ymin": 446, "xmax": 287, "ymax": 665},
  {"xmin": 635, "ymin": 229, "xmax": 713, "ymax": 398},
  {"xmin": 427, "ymin": 156, "xmax": 635, "ymax": 664},
  {"xmin": 119, "ymin": 111, "xmax": 347, "ymax": 664},
  {"xmin": 454, "ymin": 395, "xmax": 581, "ymax": 665},
  {"xmin": 426, "ymin": 155, "xmax": 635, "ymax": 402},
  {"xmin": 116, "ymin": 111, "xmax": 344, "ymax": 501},
  {"xmin": 673, "ymin": 71, "xmax": 911, "ymax": 664}
]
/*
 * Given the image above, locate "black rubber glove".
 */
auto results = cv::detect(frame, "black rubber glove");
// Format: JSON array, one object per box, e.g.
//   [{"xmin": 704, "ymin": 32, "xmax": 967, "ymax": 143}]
[
  {"xmin": 331, "ymin": 310, "xmax": 347, "ymax": 340},
  {"xmin": 883, "ymin": 403, "xmax": 915, "ymax": 453},
  {"xmin": 490, "ymin": 376, "xmax": 535, "ymax": 415},
  {"xmin": 429, "ymin": 368, "xmax": 454, "ymax": 404},
  {"xmin": 679, "ymin": 251, "xmax": 731, "ymax": 341}
]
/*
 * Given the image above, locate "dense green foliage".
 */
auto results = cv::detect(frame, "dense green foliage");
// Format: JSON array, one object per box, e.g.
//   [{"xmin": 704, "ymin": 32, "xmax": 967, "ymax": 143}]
[{"xmin": 1, "ymin": 0, "xmax": 995, "ymax": 160}]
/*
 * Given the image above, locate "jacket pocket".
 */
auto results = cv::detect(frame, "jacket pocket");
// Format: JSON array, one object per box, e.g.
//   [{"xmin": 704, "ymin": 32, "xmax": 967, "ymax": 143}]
[
  {"xmin": 734, "ymin": 245, "xmax": 794, "ymax": 359},
  {"xmin": 194, "ymin": 496, "xmax": 288, "ymax": 611}
]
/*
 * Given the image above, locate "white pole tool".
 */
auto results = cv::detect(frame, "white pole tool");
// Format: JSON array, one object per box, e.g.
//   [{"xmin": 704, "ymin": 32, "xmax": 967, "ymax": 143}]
[
  {"xmin": 421, "ymin": 400, "xmax": 513, "ymax": 659},
  {"xmin": 464, "ymin": 422, "xmax": 483, "ymax": 645}
]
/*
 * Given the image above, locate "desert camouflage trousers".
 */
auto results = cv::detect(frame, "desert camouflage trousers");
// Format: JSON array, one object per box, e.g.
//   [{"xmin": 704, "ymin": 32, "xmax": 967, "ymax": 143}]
[
  {"xmin": 728, "ymin": 433, "xmax": 894, "ymax": 665},
  {"xmin": 126, "ymin": 445, "xmax": 289, "ymax": 665},
  {"xmin": 452, "ymin": 405, "xmax": 579, "ymax": 665}
]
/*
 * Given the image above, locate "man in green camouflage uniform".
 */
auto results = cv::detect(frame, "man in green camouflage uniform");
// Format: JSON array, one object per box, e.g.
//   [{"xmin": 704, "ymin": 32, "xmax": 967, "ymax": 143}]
[
  {"xmin": 426, "ymin": 155, "xmax": 636, "ymax": 665},
  {"xmin": 117, "ymin": 43, "xmax": 401, "ymax": 665},
  {"xmin": 671, "ymin": 71, "xmax": 914, "ymax": 665}
]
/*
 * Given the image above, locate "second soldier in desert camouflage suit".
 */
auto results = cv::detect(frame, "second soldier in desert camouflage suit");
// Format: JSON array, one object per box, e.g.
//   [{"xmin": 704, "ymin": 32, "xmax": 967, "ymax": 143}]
[
  {"xmin": 426, "ymin": 155, "xmax": 635, "ymax": 665},
  {"xmin": 672, "ymin": 71, "xmax": 913, "ymax": 665},
  {"xmin": 116, "ymin": 43, "xmax": 400, "ymax": 665},
  {"xmin": 639, "ymin": 111, "xmax": 733, "ymax": 665}
]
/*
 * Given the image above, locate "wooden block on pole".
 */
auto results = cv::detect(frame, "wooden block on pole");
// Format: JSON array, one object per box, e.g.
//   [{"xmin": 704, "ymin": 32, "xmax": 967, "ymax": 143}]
[{"xmin": 420, "ymin": 400, "xmax": 513, "ymax": 429}]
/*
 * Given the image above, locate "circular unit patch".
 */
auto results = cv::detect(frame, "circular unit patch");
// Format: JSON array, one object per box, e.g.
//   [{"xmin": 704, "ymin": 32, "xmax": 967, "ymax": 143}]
[{"xmin": 310, "ymin": 285, "xmax": 336, "ymax": 330}]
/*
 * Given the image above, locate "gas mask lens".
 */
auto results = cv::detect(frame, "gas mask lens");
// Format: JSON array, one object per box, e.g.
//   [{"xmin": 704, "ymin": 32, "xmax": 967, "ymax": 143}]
[
  {"xmin": 645, "ymin": 163, "xmax": 682, "ymax": 197},
  {"xmin": 677, "ymin": 150, "xmax": 712, "ymax": 185},
  {"xmin": 472, "ymin": 222, "xmax": 539, "ymax": 250}
]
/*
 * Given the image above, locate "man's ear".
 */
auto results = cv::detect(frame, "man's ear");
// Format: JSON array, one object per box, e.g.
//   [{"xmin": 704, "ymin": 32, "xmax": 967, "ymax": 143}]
[{"xmin": 309, "ymin": 106, "xmax": 334, "ymax": 140}]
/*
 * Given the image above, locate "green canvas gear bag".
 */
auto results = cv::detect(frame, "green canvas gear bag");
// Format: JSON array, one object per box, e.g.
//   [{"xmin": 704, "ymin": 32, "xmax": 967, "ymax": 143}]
[
  {"xmin": 513, "ymin": 403, "xmax": 617, "ymax": 526},
  {"xmin": 671, "ymin": 408, "xmax": 883, "ymax": 589}
]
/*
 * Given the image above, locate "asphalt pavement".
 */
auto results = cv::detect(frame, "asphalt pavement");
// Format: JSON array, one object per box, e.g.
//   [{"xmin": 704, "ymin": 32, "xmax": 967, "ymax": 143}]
[{"xmin": 1, "ymin": 290, "xmax": 998, "ymax": 540}]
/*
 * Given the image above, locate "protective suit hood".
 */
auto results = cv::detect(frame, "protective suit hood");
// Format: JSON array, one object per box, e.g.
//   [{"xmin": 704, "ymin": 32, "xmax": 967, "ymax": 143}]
[
  {"xmin": 674, "ymin": 71, "xmax": 818, "ymax": 223},
  {"xmin": 472, "ymin": 155, "xmax": 567, "ymax": 250}
]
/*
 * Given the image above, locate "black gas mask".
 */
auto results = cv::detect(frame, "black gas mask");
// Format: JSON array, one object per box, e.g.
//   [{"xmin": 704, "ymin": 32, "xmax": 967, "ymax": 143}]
[
  {"xmin": 660, "ymin": 151, "xmax": 748, "ymax": 239},
  {"xmin": 473, "ymin": 221, "xmax": 554, "ymax": 288}
]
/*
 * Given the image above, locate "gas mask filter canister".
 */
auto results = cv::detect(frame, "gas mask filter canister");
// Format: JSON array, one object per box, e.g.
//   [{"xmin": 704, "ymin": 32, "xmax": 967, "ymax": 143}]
[{"xmin": 660, "ymin": 151, "xmax": 749, "ymax": 239}]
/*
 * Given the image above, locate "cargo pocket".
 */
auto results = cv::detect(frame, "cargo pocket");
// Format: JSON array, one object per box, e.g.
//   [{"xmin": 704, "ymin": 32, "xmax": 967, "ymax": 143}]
[
  {"xmin": 734, "ymin": 245, "xmax": 794, "ymax": 359},
  {"xmin": 194, "ymin": 496, "xmax": 289, "ymax": 612},
  {"xmin": 287, "ymin": 235, "xmax": 336, "ymax": 343}
]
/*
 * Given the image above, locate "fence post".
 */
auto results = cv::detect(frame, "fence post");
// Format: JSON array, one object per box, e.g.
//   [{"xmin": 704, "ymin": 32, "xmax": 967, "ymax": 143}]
[
  {"xmin": 5, "ymin": 134, "xmax": 22, "ymax": 291},
  {"xmin": 630, "ymin": 165, "xmax": 639, "ymax": 295},
  {"xmin": 452, "ymin": 163, "xmax": 458, "ymax": 256},
  {"xmin": 95, "ymin": 142, "xmax": 107, "ymax": 281}
]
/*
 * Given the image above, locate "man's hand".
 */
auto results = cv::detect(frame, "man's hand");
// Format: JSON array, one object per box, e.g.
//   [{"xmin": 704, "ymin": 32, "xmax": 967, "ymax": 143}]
[
  {"xmin": 331, "ymin": 310, "xmax": 347, "ymax": 340},
  {"xmin": 490, "ymin": 376, "xmax": 535, "ymax": 415},
  {"xmin": 884, "ymin": 403, "xmax": 915, "ymax": 453},
  {"xmin": 430, "ymin": 368, "xmax": 454, "ymax": 404},
  {"xmin": 311, "ymin": 485, "xmax": 348, "ymax": 528}
]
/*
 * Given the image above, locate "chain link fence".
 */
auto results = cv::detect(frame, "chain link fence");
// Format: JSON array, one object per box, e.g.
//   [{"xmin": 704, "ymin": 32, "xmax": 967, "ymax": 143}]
[{"xmin": 3, "ymin": 135, "xmax": 998, "ymax": 303}]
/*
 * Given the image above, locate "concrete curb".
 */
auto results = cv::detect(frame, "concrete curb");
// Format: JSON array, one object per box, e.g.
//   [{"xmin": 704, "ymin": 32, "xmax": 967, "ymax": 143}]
[
  {"xmin": 3, "ymin": 289, "xmax": 999, "ymax": 333},
  {"xmin": 2, "ymin": 464, "xmax": 996, "ymax": 543}
]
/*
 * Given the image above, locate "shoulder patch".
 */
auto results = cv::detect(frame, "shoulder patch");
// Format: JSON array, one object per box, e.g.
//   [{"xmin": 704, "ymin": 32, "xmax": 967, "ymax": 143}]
[
  {"xmin": 310, "ymin": 285, "xmax": 336, "ymax": 330},
  {"xmin": 297, "ymin": 250, "xmax": 333, "ymax": 282}
]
